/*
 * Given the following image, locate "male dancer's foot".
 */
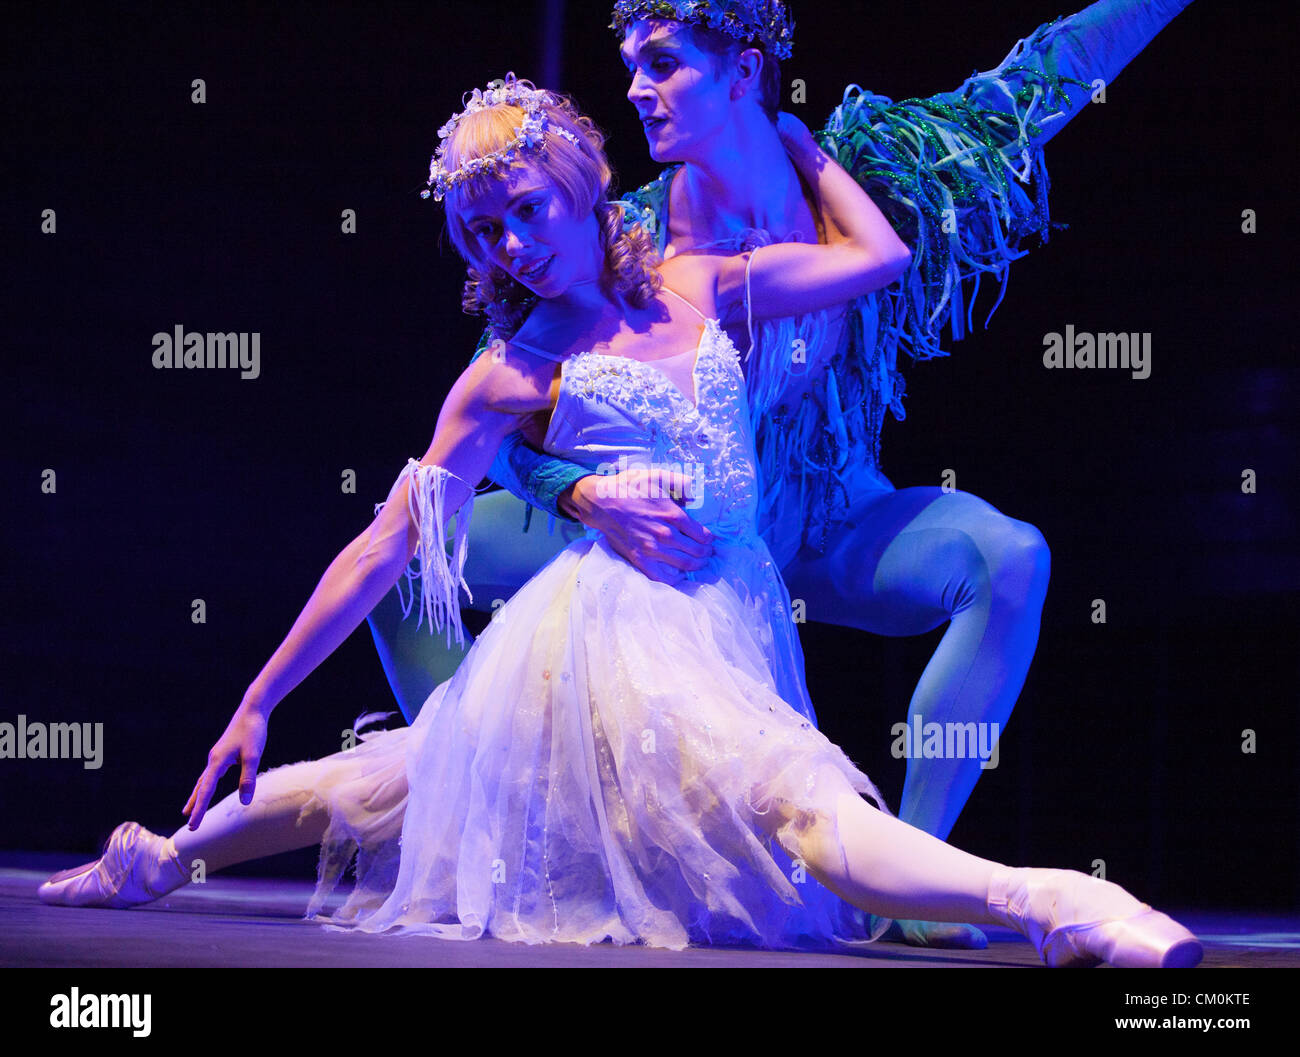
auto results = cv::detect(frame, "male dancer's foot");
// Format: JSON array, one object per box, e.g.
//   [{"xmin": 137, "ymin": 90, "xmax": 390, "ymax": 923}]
[{"xmin": 877, "ymin": 916, "xmax": 988, "ymax": 949}]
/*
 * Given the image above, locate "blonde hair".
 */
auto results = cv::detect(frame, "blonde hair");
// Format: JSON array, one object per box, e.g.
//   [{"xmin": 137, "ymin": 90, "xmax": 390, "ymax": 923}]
[{"xmin": 440, "ymin": 81, "xmax": 662, "ymax": 338}]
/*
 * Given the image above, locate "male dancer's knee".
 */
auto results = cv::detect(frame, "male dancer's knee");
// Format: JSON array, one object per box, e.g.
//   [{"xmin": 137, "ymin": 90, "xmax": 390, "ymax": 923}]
[
  {"xmin": 985, "ymin": 519, "xmax": 1051, "ymax": 615},
  {"xmin": 925, "ymin": 509, "xmax": 1049, "ymax": 622}
]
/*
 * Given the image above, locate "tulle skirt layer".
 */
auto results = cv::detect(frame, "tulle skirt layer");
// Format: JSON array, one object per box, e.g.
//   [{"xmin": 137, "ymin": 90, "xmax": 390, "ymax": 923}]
[{"xmin": 292, "ymin": 535, "xmax": 888, "ymax": 950}]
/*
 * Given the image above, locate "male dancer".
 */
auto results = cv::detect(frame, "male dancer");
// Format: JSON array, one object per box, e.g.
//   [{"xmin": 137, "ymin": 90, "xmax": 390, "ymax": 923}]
[{"xmin": 365, "ymin": 0, "xmax": 1196, "ymax": 948}]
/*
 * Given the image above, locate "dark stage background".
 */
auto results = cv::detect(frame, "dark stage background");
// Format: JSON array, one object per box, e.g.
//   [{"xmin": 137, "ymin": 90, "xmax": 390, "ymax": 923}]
[{"xmin": 4, "ymin": 0, "xmax": 1296, "ymax": 912}]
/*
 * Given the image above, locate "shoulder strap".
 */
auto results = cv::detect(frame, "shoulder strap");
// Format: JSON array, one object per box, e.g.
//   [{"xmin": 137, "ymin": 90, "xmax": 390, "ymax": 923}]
[
  {"xmin": 508, "ymin": 337, "xmax": 568, "ymax": 363},
  {"xmin": 661, "ymin": 285, "xmax": 709, "ymax": 323},
  {"xmin": 744, "ymin": 246, "xmax": 760, "ymax": 354}
]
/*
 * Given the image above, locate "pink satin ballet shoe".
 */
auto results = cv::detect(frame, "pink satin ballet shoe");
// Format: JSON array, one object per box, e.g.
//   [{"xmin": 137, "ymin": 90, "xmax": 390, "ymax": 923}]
[
  {"xmin": 38, "ymin": 822, "xmax": 188, "ymax": 908},
  {"xmin": 987, "ymin": 867, "xmax": 1202, "ymax": 968}
]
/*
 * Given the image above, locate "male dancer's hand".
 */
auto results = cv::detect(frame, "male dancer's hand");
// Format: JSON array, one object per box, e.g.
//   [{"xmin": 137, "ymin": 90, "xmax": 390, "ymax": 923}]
[
  {"xmin": 559, "ymin": 469, "xmax": 714, "ymax": 585},
  {"xmin": 183, "ymin": 703, "xmax": 269, "ymax": 830},
  {"xmin": 775, "ymin": 110, "xmax": 816, "ymax": 152}
]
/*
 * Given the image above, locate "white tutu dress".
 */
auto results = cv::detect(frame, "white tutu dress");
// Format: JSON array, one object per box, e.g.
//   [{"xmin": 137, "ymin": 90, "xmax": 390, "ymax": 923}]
[{"xmin": 292, "ymin": 290, "xmax": 890, "ymax": 950}]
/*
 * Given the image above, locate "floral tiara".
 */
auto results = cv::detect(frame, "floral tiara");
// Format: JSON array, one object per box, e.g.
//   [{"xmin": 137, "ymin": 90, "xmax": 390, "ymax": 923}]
[
  {"xmin": 610, "ymin": 0, "xmax": 794, "ymax": 60},
  {"xmin": 421, "ymin": 75, "xmax": 583, "ymax": 202}
]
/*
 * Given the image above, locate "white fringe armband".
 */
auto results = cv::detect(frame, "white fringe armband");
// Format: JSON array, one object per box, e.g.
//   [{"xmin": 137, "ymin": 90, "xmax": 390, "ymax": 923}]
[{"xmin": 374, "ymin": 458, "xmax": 475, "ymax": 647}]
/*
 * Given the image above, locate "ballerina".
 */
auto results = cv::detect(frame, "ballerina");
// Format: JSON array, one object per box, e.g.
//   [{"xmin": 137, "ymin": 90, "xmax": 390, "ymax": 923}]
[
  {"xmin": 40, "ymin": 76, "xmax": 1201, "ymax": 967},
  {"xmin": 363, "ymin": 0, "xmax": 1198, "ymax": 949}
]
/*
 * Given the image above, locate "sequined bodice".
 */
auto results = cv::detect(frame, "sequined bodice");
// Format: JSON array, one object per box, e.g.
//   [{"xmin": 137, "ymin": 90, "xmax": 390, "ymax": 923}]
[{"xmin": 543, "ymin": 318, "xmax": 760, "ymax": 542}]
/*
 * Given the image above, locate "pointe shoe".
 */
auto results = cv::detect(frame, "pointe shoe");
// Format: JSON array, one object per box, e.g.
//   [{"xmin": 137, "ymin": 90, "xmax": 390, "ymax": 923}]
[
  {"xmin": 987, "ymin": 867, "xmax": 1202, "ymax": 968},
  {"xmin": 38, "ymin": 822, "xmax": 189, "ymax": 908}
]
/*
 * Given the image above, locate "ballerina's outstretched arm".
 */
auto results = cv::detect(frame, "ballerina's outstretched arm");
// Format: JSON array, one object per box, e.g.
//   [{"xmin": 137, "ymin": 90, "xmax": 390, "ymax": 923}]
[{"xmin": 182, "ymin": 351, "xmax": 548, "ymax": 828}]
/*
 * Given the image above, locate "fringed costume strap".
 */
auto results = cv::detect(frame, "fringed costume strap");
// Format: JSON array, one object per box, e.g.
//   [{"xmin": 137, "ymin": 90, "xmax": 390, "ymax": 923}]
[{"xmin": 374, "ymin": 458, "xmax": 476, "ymax": 647}]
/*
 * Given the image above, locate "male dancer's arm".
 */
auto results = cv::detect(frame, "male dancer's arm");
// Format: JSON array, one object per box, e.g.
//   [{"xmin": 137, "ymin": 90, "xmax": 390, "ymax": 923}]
[
  {"xmin": 817, "ymin": 0, "xmax": 1195, "ymax": 354},
  {"xmin": 956, "ymin": 0, "xmax": 1195, "ymax": 154}
]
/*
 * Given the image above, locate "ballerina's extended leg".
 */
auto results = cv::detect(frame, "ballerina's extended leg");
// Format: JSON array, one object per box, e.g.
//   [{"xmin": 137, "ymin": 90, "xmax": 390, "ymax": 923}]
[{"xmin": 765, "ymin": 768, "xmax": 1201, "ymax": 968}]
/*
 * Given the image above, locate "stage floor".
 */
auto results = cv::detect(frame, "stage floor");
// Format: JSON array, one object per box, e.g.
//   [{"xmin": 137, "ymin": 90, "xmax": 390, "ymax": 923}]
[{"xmin": 2, "ymin": 860, "xmax": 1295, "ymax": 968}]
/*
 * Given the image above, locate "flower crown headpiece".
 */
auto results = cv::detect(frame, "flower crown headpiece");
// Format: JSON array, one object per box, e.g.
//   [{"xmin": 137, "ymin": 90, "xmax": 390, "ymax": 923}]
[
  {"xmin": 610, "ymin": 0, "xmax": 794, "ymax": 60},
  {"xmin": 421, "ymin": 75, "xmax": 583, "ymax": 202}
]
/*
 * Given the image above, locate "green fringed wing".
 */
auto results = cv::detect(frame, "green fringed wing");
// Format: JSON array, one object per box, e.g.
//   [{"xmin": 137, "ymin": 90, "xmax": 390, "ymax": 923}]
[{"xmin": 817, "ymin": 22, "xmax": 1092, "ymax": 362}]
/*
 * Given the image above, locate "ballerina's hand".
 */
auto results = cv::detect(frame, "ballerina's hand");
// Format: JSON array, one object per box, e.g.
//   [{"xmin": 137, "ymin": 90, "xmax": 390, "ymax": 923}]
[
  {"xmin": 182, "ymin": 705, "xmax": 269, "ymax": 830},
  {"xmin": 561, "ymin": 468, "xmax": 714, "ymax": 585}
]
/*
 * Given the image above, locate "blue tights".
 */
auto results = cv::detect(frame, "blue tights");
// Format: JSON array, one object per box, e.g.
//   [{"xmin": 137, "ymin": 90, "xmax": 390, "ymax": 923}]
[{"xmin": 781, "ymin": 487, "xmax": 1050, "ymax": 842}]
